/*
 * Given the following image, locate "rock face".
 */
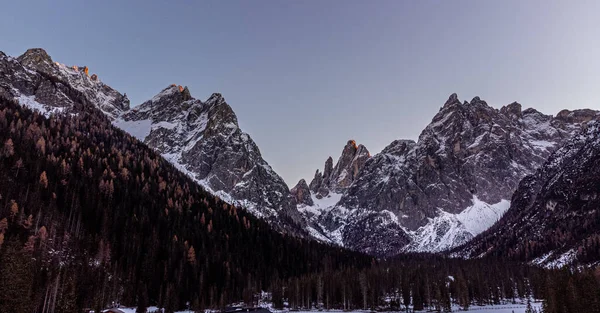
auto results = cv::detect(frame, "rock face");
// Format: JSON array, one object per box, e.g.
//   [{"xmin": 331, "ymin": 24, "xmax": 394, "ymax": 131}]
[
  {"xmin": 290, "ymin": 179, "xmax": 313, "ymax": 206},
  {"xmin": 299, "ymin": 94, "xmax": 599, "ymax": 255},
  {"xmin": 455, "ymin": 122, "xmax": 600, "ymax": 267}
]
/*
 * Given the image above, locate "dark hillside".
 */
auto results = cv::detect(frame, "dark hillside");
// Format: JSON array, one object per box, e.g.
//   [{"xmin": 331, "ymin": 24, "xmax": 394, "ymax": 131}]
[{"xmin": 0, "ymin": 96, "xmax": 372, "ymax": 313}]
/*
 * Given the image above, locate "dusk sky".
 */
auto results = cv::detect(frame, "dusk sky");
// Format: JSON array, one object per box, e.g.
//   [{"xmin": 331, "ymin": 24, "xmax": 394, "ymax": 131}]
[{"xmin": 2, "ymin": 0, "xmax": 599, "ymax": 187}]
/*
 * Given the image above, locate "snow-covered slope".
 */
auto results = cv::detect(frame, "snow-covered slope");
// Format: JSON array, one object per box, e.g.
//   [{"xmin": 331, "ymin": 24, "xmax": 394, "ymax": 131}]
[{"xmin": 404, "ymin": 196, "xmax": 510, "ymax": 252}]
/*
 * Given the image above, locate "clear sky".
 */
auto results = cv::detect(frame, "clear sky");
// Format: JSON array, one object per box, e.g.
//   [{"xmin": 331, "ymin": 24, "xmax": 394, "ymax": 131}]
[{"xmin": 2, "ymin": 1, "xmax": 599, "ymax": 187}]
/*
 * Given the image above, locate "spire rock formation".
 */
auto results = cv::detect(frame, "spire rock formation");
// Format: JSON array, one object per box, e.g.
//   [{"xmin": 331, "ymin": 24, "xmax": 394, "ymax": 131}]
[{"xmin": 309, "ymin": 140, "xmax": 371, "ymax": 199}]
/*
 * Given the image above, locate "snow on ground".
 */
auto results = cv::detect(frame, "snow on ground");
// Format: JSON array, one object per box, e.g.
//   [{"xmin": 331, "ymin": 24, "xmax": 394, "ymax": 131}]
[
  {"xmin": 297, "ymin": 192, "xmax": 343, "ymax": 216},
  {"xmin": 15, "ymin": 93, "xmax": 66, "ymax": 117},
  {"xmin": 532, "ymin": 248, "xmax": 578, "ymax": 269},
  {"xmin": 456, "ymin": 196, "xmax": 510, "ymax": 235},
  {"xmin": 109, "ymin": 302, "xmax": 543, "ymax": 313},
  {"xmin": 271, "ymin": 302, "xmax": 542, "ymax": 313},
  {"xmin": 449, "ymin": 302, "xmax": 542, "ymax": 312},
  {"xmin": 102, "ymin": 307, "xmax": 159, "ymax": 313},
  {"xmin": 406, "ymin": 196, "xmax": 510, "ymax": 252}
]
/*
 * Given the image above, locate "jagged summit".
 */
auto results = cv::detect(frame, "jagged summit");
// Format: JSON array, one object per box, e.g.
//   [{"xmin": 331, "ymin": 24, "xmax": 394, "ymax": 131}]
[
  {"xmin": 1, "ymin": 48, "xmax": 129, "ymax": 119},
  {"xmin": 444, "ymin": 93, "xmax": 460, "ymax": 107},
  {"xmin": 500, "ymin": 102, "xmax": 523, "ymax": 119},
  {"xmin": 308, "ymin": 140, "xmax": 370, "ymax": 199},
  {"xmin": 555, "ymin": 108, "xmax": 599, "ymax": 123},
  {"xmin": 17, "ymin": 48, "xmax": 53, "ymax": 66},
  {"xmin": 291, "ymin": 179, "xmax": 313, "ymax": 206}
]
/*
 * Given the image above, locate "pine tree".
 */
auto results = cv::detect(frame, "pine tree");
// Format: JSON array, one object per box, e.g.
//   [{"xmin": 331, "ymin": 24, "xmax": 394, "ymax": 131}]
[{"xmin": 0, "ymin": 238, "xmax": 34, "ymax": 313}]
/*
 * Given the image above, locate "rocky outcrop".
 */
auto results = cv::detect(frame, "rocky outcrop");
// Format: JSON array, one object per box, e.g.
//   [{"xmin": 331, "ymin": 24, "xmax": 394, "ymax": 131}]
[
  {"xmin": 290, "ymin": 179, "xmax": 313, "ymax": 206},
  {"xmin": 309, "ymin": 140, "xmax": 370, "ymax": 199}
]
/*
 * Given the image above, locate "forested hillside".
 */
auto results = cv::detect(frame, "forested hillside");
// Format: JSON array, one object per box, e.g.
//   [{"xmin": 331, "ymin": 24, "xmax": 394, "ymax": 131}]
[
  {"xmin": 1, "ymin": 95, "xmax": 599, "ymax": 313},
  {"xmin": 0, "ymin": 96, "xmax": 372, "ymax": 313}
]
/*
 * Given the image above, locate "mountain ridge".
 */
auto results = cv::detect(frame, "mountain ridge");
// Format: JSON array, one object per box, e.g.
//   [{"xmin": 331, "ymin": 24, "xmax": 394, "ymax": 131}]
[{"xmin": 3, "ymin": 47, "xmax": 599, "ymax": 259}]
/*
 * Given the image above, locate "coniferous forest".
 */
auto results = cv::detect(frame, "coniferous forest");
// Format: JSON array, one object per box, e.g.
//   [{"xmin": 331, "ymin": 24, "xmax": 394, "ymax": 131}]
[{"xmin": 0, "ymin": 96, "xmax": 599, "ymax": 313}]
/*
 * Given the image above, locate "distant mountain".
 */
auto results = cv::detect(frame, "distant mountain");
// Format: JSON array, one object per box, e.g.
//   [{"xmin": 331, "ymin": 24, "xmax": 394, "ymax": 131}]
[
  {"xmin": 297, "ymin": 94, "xmax": 599, "ymax": 255},
  {"xmin": 454, "ymin": 121, "xmax": 600, "ymax": 267}
]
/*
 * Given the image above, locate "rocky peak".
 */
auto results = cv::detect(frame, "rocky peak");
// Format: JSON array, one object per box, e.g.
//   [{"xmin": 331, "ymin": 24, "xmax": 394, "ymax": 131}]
[
  {"xmin": 555, "ymin": 109, "xmax": 599, "ymax": 124},
  {"xmin": 331, "ymin": 140, "xmax": 371, "ymax": 190},
  {"xmin": 309, "ymin": 156, "xmax": 334, "ymax": 198},
  {"xmin": 500, "ymin": 102, "xmax": 523, "ymax": 120},
  {"xmin": 308, "ymin": 170, "xmax": 322, "ymax": 191},
  {"xmin": 443, "ymin": 93, "xmax": 460, "ymax": 108},
  {"xmin": 381, "ymin": 139, "xmax": 416, "ymax": 156},
  {"xmin": 181, "ymin": 86, "xmax": 192, "ymax": 101},
  {"xmin": 206, "ymin": 92, "xmax": 224, "ymax": 105},
  {"xmin": 290, "ymin": 179, "xmax": 313, "ymax": 206},
  {"xmin": 17, "ymin": 48, "xmax": 53, "ymax": 68},
  {"xmin": 132, "ymin": 85, "xmax": 195, "ymax": 122},
  {"xmin": 469, "ymin": 96, "xmax": 489, "ymax": 106},
  {"xmin": 308, "ymin": 140, "xmax": 370, "ymax": 199},
  {"xmin": 323, "ymin": 156, "xmax": 334, "ymax": 179},
  {"xmin": 16, "ymin": 48, "xmax": 57, "ymax": 77}
]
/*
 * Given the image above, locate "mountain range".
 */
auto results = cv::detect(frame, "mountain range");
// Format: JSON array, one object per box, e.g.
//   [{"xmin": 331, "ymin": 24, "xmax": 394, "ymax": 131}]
[{"xmin": 2, "ymin": 48, "xmax": 598, "ymax": 261}]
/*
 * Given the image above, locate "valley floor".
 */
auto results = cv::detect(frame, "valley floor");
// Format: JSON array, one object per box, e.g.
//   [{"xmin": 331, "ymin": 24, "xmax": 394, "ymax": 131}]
[{"xmin": 114, "ymin": 302, "xmax": 543, "ymax": 313}]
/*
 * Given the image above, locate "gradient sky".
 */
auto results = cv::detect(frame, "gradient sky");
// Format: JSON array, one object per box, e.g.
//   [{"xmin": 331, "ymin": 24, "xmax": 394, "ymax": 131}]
[{"xmin": 2, "ymin": 1, "xmax": 599, "ymax": 187}]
